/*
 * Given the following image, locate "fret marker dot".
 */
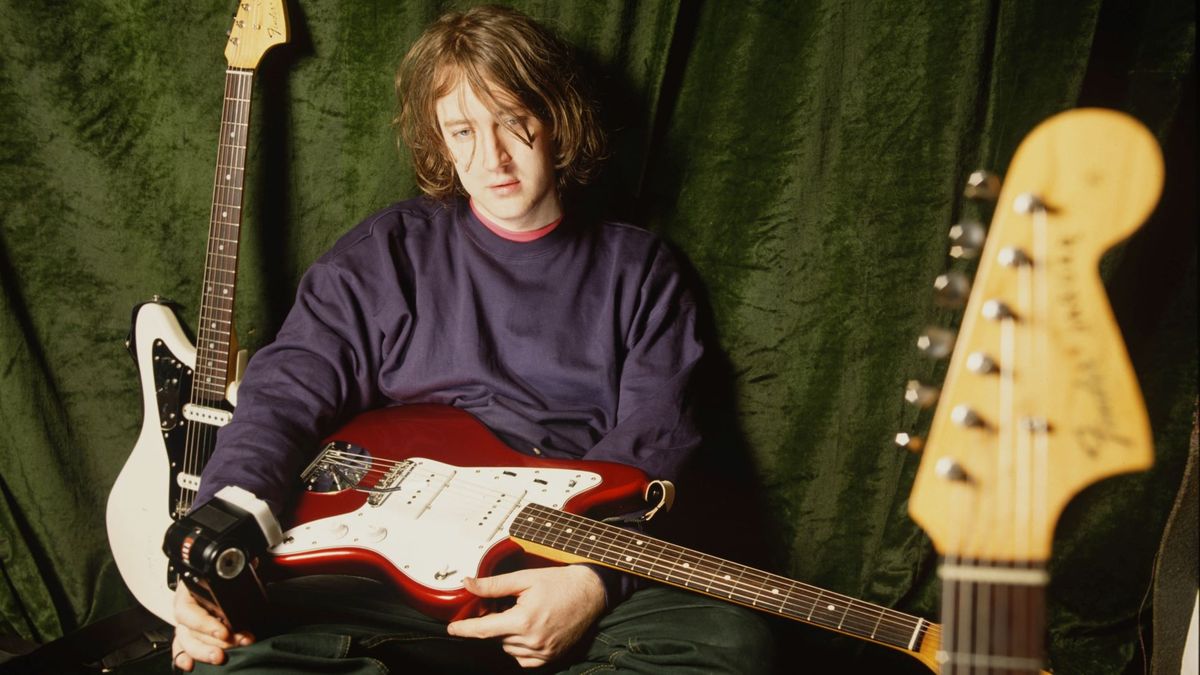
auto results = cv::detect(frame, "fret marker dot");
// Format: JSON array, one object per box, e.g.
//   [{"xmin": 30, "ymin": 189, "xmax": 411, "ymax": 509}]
[
  {"xmin": 636, "ymin": 540, "xmax": 644, "ymax": 546},
  {"xmin": 225, "ymin": 174, "xmax": 231, "ymax": 180},
  {"xmin": 229, "ymin": 131, "xmax": 234, "ymax": 138},
  {"xmin": 771, "ymin": 589, "xmax": 779, "ymax": 594},
  {"xmin": 565, "ymin": 528, "xmax": 573, "ymax": 534},
  {"xmin": 219, "ymin": 244, "xmax": 225, "ymax": 251},
  {"xmin": 827, "ymin": 604, "xmax": 835, "ymax": 611},
  {"xmin": 208, "ymin": 342, "xmax": 215, "ymax": 348},
  {"xmin": 624, "ymin": 555, "xmax": 632, "ymax": 562},
  {"xmin": 210, "ymin": 322, "xmax": 216, "ymax": 328},
  {"xmin": 206, "ymin": 377, "xmax": 212, "ymax": 383},
  {"xmin": 526, "ymin": 517, "xmax": 534, "ymax": 522},
  {"xmin": 543, "ymin": 522, "xmax": 551, "ymax": 527},
  {"xmin": 207, "ymin": 285, "xmax": 213, "ymax": 292},
  {"xmin": 589, "ymin": 535, "xmax": 596, "ymax": 541},
  {"xmin": 724, "ymin": 575, "xmax": 732, "ymax": 581},
  {"xmin": 683, "ymin": 563, "xmax": 691, "ymax": 569},
  {"xmin": 222, "ymin": 289, "xmax": 228, "ymax": 295},
  {"xmin": 222, "ymin": 211, "xmax": 228, "ymax": 218}
]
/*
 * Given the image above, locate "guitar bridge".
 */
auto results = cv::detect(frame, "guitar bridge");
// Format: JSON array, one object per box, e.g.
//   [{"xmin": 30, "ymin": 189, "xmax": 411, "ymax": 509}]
[{"xmin": 367, "ymin": 461, "xmax": 413, "ymax": 506}]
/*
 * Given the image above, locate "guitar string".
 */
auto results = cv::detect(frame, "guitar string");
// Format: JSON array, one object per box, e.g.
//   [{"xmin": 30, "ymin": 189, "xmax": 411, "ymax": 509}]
[
  {"xmin": 303, "ymin": 450, "xmax": 933, "ymax": 643},
  {"xmin": 524, "ymin": 506, "xmax": 926, "ymax": 642},
  {"xmin": 181, "ymin": 69, "xmax": 251, "ymax": 514},
  {"xmin": 1024, "ymin": 199, "xmax": 1051, "ymax": 664},
  {"xmin": 512, "ymin": 503, "xmax": 934, "ymax": 646},
  {"xmin": 313, "ymin": 450, "xmax": 579, "ymax": 511}
]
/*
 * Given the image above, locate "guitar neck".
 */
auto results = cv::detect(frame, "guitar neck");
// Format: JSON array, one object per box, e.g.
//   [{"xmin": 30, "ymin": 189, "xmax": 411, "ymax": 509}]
[
  {"xmin": 192, "ymin": 67, "xmax": 254, "ymax": 404},
  {"xmin": 510, "ymin": 503, "xmax": 938, "ymax": 665},
  {"xmin": 938, "ymin": 559, "xmax": 1046, "ymax": 674}
]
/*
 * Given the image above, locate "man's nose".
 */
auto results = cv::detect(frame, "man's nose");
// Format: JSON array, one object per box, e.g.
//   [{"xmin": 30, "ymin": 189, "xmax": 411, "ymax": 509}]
[{"xmin": 481, "ymin": 129, "xmax": 511, "ymax": 171}]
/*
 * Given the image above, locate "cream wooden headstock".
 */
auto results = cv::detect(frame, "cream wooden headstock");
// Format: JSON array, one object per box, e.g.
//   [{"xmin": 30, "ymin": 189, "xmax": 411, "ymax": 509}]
[
  {"xmin": 908, "ymin": 108, "xmax": 1163, "ymax": 562},
  {"xmin": 225, "ymin": 0, "xmax": 289, "ymax": 69}
]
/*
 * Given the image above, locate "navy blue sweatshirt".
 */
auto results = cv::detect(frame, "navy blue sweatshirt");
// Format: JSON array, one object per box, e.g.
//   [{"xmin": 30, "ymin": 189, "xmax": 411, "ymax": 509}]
[{"xmin": 197, "ymin": 196, "xmax": 704, "ymax": 605}]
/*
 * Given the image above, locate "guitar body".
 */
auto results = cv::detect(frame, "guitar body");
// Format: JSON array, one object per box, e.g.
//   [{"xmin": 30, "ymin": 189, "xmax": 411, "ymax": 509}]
[
  {"xmin": 267, "ymin": 405, "xmax": 650, "ymax": 622},
  {"xmin": 107, "ymin": 301, "xmax": 233, "ymax": 623}
]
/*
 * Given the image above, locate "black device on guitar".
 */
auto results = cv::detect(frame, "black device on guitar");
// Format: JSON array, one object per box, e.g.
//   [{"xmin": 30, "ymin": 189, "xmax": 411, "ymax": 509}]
[{"xmin": 163, "ymin": 486, "xmax": 281, "ymax": 634}]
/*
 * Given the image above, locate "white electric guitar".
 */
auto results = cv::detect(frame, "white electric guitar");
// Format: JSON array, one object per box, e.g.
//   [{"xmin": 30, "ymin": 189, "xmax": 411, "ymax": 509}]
[{"xmin": 106, "ymin": 0, "xmax": 288, "ymax": 624}]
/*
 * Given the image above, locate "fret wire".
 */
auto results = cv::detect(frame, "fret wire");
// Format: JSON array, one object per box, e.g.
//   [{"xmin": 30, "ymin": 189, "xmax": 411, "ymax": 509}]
[
  {"xmin": 515, "ymin": 505, "xmax": 921, "ymax": 646},
  {"xmin": 518, "ymin": 506, "xmax": 907, "ymax": 634}
]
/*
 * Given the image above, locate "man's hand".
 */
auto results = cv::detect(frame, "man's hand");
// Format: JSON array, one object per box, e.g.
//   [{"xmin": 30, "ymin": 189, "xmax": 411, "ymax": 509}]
[
  {"xmin": 446, "ymin": 565, "xmax": 606, "ymax": 668},
  {"xmin": 170, "ymin": 583, "xmax": 255, "ymax": 671}
]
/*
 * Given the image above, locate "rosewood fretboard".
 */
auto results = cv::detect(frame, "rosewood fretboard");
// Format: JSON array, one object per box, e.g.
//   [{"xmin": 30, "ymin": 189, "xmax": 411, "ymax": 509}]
[{"xmin": 510, "ymin": 502, "xmax": 937, "ymax": 657}]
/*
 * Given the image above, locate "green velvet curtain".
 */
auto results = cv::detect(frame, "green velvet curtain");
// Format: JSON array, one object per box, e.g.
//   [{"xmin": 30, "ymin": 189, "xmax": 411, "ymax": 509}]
[{"xmin": 0, "ymin": 0, "xmax": 1193, "ymax": 673}]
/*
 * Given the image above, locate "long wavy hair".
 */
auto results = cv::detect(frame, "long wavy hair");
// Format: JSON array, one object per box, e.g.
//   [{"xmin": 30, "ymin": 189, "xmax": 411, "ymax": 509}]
[{"xmin": 394, "ymin": 5, "xmax": 606, "ymax": 199}]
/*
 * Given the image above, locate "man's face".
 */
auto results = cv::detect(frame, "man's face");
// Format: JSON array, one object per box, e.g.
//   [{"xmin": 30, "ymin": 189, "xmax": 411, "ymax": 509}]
[{"xmin": 435, "ymin": 79, "xmax": 560, "ymax": 232}]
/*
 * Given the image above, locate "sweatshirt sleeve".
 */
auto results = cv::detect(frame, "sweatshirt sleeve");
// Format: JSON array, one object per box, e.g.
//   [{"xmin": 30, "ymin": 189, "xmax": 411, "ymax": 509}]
[
  {"xmin": 195, "ymin": 259, "xmax": 386, "ymax": 516},
  {"xmin": 577, "ymin": 242, "xmax": 705, "ymax": 607}
]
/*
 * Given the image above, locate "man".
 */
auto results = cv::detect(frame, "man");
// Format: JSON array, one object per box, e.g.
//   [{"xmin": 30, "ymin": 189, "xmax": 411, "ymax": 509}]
[{"xmin": 172, "ymin": 5, "xmax": 771, "ymax": 672}]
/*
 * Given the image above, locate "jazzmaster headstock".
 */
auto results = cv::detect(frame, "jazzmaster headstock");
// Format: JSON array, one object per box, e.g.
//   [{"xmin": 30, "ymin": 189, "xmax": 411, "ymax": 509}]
[
  {"xmin": 225, "ymin": 0, "xmax": 289, "ymax": 69},
  {"xmin": 907, "ymin": 108, "xmax": 1163, "ymax": 562}
]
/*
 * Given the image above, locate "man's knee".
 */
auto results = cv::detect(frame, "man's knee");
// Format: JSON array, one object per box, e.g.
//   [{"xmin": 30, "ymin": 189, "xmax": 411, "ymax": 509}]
[{"xmin": 589, "ymin": 587, "xmax": 775, "ymax": 672}]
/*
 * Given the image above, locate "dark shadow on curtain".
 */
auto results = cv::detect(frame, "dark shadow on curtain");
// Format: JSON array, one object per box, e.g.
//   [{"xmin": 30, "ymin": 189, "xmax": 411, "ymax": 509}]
[{"xmin": 252, "ymin": 0, "xmax": 313, "ymax": 337}]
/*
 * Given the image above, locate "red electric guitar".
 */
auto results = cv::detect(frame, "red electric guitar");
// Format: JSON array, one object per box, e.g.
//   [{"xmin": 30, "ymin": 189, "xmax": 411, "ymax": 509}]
[{"xmin": 238, "ymin": 404, "xmax": 943, "ymax": 672}]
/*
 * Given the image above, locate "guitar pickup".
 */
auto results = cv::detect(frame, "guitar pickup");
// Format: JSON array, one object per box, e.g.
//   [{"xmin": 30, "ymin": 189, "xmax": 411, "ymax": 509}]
[{"xmin": 183, "ymin": 403, "xmax": 233, "ymax": 427}]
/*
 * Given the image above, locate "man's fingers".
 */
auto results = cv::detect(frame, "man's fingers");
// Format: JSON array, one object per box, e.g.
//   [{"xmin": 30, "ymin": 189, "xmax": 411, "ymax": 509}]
[
  {"xmin": 170, "ymin": 643, "xmax": 194, "ymax": 673},
  {"xmin": 462, "ymin": 570, "xmax": 531, "ymax": 599},
  {"xmin": 447, "ymin": 608, "xmax": 523, "ymax": 639},
  {"xmin": 174, "ymin": 626, "xmax": 228, "ymax": 666},
  {"xmin": 173, "ymin": 585, "xmax": 231, "ymax": 643}
]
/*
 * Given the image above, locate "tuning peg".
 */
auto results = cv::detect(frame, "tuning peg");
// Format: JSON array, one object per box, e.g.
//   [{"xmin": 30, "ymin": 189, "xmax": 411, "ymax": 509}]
[
  {"xmin": 964, "ymin": 170, "xmax": 1001, "ymax": 202},
  {"xmin": 1012, "ymin": 192, "xmax": 1046, "ymax": 214},
  {"xmin": 981, "ymin": 299, "xmax": 1015, "ymax": 321},
  {"xmin": 933, "ymin": 272, "xmax": 970, "ymax": 308},
  {"xmin": 935, "ymin": 457, "xmax": 971, "ymax": 482},
  {"xmin": 948, "ymin": 220, "xmax": 986, "ymax": 259},
  {"xmin": 905, "ymin": 380, "xmax": 940, "ymax": 408},
  {"xmin": 950, "ymin": 404, "xmax": 984, "ymax": 428},
  {"xmin": 997, "ymin": 246, "xmax": 1031, "ymax": 267},
  {"xmin": 894, "ymin": 432, "xmax": 924, "ymax": 452},
  {"xmin": 965, "ymin": 352, "xmax": 997, "ymax": 374},
  {"xmin": 916, "ymin": 327, "xmax": 956, "ymax": 359}
]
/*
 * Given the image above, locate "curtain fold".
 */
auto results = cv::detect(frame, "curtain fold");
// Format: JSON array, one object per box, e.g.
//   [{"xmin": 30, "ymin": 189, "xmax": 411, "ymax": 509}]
[{"xmin": 0, "ymin": 1, "xmax": 1193, "ymax": 672}]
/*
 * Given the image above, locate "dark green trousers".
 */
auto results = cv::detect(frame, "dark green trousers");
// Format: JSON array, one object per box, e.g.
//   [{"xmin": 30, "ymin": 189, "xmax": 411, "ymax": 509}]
[{"xmin": 183, "ymin": 576, "xmax": 773, "ymax": 674}]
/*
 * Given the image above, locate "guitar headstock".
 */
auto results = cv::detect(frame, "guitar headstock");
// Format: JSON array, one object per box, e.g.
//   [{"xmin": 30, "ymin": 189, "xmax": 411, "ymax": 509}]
[
  {"xmin": 908, "ymin": 108, "xmax": 1163, "ymax": 562},
  {"xmin": 225, "ymin": 0, "xmax": 289, "ymax": 69}
]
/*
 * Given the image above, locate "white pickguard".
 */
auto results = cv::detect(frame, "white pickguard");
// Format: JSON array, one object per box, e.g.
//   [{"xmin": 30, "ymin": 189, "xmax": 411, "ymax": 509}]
[{"xmin": 272, "ymin": 459, "xmax": 602, "ymax": 590}]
